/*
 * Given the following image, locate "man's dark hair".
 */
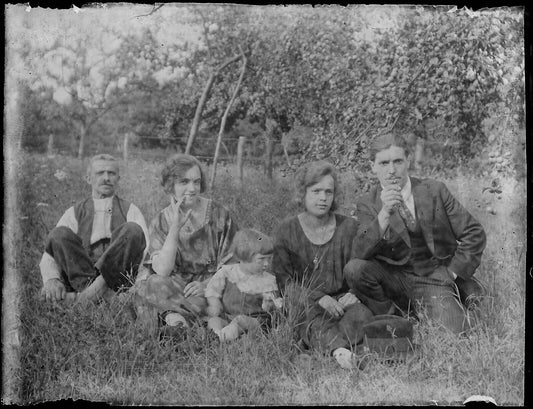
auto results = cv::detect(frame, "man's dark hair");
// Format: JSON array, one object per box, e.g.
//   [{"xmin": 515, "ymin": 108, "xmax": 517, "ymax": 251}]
[{"xmin": 369, "ymin": 133, "xmax": 411, "ymax": 162}]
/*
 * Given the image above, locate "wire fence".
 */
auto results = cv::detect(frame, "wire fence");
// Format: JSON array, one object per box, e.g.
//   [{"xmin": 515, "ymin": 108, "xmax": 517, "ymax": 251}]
[
  {"xmin": 120, "ymin": 134, "xmax": 282, "ymax": 181},
  {"xmin": 44, "ymin": 133, "xmax": 290, "ymax": 181}
]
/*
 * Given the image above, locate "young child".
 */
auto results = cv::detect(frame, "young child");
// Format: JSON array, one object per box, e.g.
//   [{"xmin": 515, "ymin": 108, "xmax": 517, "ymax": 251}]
[{"xmin": 205, "ymin": 228, "xmax": 283, "ymax": 342}]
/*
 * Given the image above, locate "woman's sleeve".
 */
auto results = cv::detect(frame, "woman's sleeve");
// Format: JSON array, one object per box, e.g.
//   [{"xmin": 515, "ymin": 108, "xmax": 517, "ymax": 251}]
[
  {"xmin": 272, "ymin": 223, "xmax": 296, "ymax": 294},
  {"xmin": 147, "ymin": 212, "xmax": 168, "ymax": 262},
  {"xmin": 216, "ymin": 205, "xmax": 239, "ymax": 267}
]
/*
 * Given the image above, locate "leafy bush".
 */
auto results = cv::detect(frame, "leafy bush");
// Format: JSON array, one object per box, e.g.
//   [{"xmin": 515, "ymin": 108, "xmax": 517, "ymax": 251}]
[{"xmin": 15, "ymin": 6, "xmax": 524, "ymax": 172}]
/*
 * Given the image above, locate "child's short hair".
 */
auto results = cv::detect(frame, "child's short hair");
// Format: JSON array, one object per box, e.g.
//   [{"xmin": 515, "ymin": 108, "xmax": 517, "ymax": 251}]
[{"xmin": 232, "ymin": 228, "xmax": 274, "ymax": 262}]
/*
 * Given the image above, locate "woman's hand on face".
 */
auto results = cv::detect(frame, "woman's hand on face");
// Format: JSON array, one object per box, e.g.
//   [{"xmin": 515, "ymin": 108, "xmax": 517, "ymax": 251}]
[
  {"xmin": 184, "ymin": 280, "xmax": 206, "ymax": 297},
  {"xmin": 169, "ymin": 197, "xmax": 192, "ymax": 232},
  {"xmin": 318, "ymin": 295, "xmax": 345, "ymax": 317}
]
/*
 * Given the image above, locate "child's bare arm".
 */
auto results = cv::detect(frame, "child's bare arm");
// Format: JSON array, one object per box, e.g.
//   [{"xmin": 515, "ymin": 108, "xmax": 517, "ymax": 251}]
[
  {"xmin": 262, "ymin": 291, "xmax": 284, "ymax": 311},
  {"xmin": 206, "ymin": 296, "xmax": 223, "ymax": 317}
]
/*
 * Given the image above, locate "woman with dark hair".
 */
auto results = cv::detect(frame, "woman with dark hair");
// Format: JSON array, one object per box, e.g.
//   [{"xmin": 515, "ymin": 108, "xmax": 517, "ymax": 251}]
[
  {"xmin": 135, "ymin": 154, "xmax": 238, "ymax": 330},
  {"xmin": 273, "ymin": 160, "xmax": 374, "ymax": 369}
]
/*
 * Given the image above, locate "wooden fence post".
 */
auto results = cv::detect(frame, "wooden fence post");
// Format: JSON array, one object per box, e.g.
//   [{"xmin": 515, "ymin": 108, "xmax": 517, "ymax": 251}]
[
  {"xmin": 236, "ymin": 136, "xmax": 246, "ymax": 186},
  {"xmin": 209, "ymin": 50, "xmax": 247, "ymax": 194},
  {"xmin": 414, "ymin": 137, "xmax": 425, "ymax": 170},
  {"xmin": 47, "ymin": 134, "xmax": 54, "ymax": 157},
  {"xmin": 264, "ymin": 138, "xmax": 273, "ymax": 180},
  {"xmin": 123, "ymin": 133, "xmax": 129, "ymax": 162}
]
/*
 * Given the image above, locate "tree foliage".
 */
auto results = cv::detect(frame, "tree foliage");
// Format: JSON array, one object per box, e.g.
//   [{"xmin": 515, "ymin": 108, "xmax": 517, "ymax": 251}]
[
  {"xmin": 11, "ymin": 4, "xmax": 524, "ymax": 176},
  {"xmin": 179, "ymin": 5, "xmax": 524, "ymax": 173}
]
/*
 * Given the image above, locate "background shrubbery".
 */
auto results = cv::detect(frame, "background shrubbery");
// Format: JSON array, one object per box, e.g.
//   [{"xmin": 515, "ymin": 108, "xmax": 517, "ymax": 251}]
[{"xmin": 10, "ymin": 5, "xmax": 524, "ymax": 179}]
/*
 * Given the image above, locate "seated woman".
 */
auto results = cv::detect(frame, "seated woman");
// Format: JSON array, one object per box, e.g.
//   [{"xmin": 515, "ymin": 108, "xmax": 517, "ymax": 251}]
[
  {"xmin": 205, "ymin": 228, "xmax": 283, "ymax": 342},
  {"xmin": 135, "ymin": 154, "xmax": 238, "ymax": 330},
  {"xmin": 273, "ymin": 160, "xmax": 374, "ymax": 369}
]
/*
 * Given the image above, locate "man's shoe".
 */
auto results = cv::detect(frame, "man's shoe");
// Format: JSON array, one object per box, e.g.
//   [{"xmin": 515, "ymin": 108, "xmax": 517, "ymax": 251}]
[{"xmin": 456, "ymin": 277, "xmax": 486, "ymax": 309}]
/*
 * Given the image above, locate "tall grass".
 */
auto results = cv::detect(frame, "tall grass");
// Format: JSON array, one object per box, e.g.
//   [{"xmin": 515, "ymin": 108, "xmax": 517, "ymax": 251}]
[{"xmin": 12, "ymin": 152, "xmax": 525, "ymax": 405}]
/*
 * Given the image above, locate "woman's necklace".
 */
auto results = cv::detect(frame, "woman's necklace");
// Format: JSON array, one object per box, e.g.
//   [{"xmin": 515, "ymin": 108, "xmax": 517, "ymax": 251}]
[
  {"xmin": 298, "ymin": 212, "xmax": 336, "ymax": 268},
  {"xmin": 312, "ymin": 243, "xmax": 327, "ymax": 265}
]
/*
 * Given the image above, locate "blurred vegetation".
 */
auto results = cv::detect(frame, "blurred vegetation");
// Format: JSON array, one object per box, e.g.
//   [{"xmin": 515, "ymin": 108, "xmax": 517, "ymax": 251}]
[{"xmin": 11, "ymin": 5, "xmax": 524, "ymax": 177}]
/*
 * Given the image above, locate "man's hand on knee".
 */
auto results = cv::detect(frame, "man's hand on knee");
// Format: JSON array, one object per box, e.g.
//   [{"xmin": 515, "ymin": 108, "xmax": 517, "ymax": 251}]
[
  {"xmin": 41, "ymin": 278, "xmax": 66, "ymax": 302},
  {"xmin": 338, "ymin": 292, "xmax": 361, "ymax": 308},
  {"xmin": 434, "ymin": 265, "xmax": 457, "ymax": 283}
]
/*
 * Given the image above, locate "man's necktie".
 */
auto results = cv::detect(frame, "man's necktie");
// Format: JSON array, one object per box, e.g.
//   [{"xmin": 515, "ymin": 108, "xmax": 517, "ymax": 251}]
[{"xmin": 397, "ymin": 200, "xmax": 416, "ymax": 231}]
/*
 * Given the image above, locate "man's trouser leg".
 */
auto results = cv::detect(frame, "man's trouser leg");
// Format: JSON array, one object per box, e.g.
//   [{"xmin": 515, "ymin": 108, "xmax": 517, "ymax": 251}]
[
  {"xmin": 410, "ymin": 269, "xmax": 469, "ymax": 334},
  {"xmin": 344, "ymin": 258, "xmax": 411, "ymax": 316},
  {"xmin": 345, "ymin": 258, "xmax": 474, "ymax": 334},
  {"xmin": 44, "ymin": 226, "xmax": 98, "ymax": 292},
  {"xmin": 94, "ymin": 222, "xmax": 146, "ymax": 292}
]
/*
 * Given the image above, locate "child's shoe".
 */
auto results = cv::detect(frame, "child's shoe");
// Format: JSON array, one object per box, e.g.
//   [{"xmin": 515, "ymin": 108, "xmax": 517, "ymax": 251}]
[
  {"xmin": 164, "ymin": 312, "xmax": 190, "ymax": 328},
  {"xmin": 218, "ymin": 321, "xmax": 240, "ymax": 342},
  {"xmin": 64, "ymin": 292, "xmax": 78, "ymax": 305},
  {"xmin": 333, "ymin": 347, "xmax": 370, "ymax": 370}
]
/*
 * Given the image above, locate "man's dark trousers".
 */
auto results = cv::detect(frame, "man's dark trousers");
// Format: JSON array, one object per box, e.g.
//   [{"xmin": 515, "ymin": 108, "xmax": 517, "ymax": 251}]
[{"xmin": 45, "ymin": 222, "xmax": 146, "ymax": 292}]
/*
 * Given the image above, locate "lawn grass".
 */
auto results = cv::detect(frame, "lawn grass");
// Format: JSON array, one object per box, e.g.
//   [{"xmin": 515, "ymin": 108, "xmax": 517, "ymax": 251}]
[{"xmin": 7, "ymin": 152, "xmax": 526, "ymax": 405}]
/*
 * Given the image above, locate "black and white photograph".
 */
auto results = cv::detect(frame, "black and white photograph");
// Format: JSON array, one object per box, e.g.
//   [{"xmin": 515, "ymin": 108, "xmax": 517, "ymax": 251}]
[{"xmin": 3, "ymin": 3, "xmax": 526, "ymax": 405}]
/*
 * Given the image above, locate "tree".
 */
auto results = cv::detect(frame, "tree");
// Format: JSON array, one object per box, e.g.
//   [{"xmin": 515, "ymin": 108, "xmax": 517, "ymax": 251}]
[
  {"xmin": 13, "ymin": 11, "xmax": 134, "ymax": 157},
  {"xmin": 12, "ymin": 5, "xmax": 203, "ymax": 157},
  {"xmin": 12, "ymin": 4, "xmax": 523, "ymax": 175}
]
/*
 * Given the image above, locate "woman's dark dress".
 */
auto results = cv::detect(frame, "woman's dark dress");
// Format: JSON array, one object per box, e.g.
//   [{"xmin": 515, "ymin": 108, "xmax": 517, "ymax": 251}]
[{"xmin": 273, "ymin": 213, "xmax": 373, "ymax": 354}]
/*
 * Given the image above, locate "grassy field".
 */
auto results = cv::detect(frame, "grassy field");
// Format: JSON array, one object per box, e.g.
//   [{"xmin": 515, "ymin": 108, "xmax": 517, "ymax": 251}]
[{"xmin": 7, "ymin": 151, "xmax": 526, "ymax": 405}]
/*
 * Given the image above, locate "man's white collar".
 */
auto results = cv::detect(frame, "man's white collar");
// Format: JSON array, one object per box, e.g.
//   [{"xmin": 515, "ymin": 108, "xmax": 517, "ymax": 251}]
[
  {"xmin": 401, "ymin": 177, "xmax": 413, "ymax": 202},
  {"xmin": 93, "ymin": 196, "xmax": 113, "ymax": 210}
]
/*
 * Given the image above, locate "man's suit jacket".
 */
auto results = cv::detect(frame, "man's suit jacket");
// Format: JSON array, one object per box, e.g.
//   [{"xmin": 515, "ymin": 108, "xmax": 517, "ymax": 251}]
[{"xmin": 353, "ymin": 177, "xmax": 486, "ymax": 279}]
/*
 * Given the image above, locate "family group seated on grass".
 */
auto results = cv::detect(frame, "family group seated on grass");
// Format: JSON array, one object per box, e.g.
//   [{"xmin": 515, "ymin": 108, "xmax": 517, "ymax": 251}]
[{"xmin": 38, "ymin": 132, "xmax": 487, "ymax": 370}]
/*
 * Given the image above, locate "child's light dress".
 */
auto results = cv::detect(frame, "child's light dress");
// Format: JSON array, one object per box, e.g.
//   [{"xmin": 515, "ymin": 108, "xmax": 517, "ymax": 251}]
[{"xmin": 205, "ymin": 264, "xmax": 281, "ymax": 328}]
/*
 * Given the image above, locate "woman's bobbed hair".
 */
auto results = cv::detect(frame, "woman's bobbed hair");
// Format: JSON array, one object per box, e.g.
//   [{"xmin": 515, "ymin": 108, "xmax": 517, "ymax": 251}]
[
  {"xmin": 161, "ymin": 154, "xmax": 206, "ymax": 195},
  {"xmin": 293, "ymin": 160, "xmax": 340, "ymax": 212}
]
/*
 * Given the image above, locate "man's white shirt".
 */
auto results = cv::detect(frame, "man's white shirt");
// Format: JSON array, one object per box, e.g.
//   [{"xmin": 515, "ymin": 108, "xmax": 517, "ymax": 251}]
[
  {"xmin": 398, "ymin": 177, "xmax": 416, "ymax": 219},
  {"xmin": 39, "ymin": 197, "xmax": 149, "ymax": 284}
]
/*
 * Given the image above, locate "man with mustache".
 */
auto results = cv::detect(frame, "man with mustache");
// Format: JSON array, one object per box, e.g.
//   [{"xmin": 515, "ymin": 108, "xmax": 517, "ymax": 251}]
[
  {"xmin": 39, "ymin": 154, "xmax": 149, "ymax": 304},
  {"xmin": 345, "ymin": 133, "xmax": 486, "ymax": 334}
]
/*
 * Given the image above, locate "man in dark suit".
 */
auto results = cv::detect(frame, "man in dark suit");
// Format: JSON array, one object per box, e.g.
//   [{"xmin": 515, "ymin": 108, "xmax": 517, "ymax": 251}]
[{"xmin": 344, "ymin": 133, "xmax": 486, "ymax": 334}]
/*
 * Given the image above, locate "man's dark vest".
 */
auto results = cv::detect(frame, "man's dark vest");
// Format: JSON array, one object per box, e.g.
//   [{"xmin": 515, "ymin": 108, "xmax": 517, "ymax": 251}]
[
  {"xmin": 383, "ymin": 210, "xmax": 438, "ymax": 276},
  {"xmin": 407, "ymin": 220, "xmax": 438, "ymax": 276},
  {"xmin": 73, "ymin": 196, "xmax": 131, "ymax": 252}
]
